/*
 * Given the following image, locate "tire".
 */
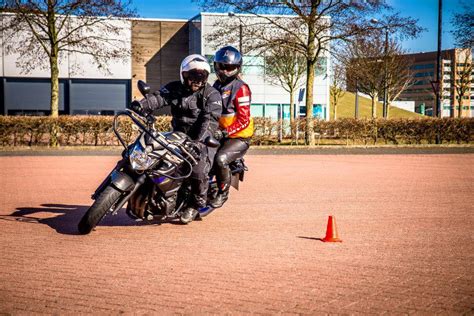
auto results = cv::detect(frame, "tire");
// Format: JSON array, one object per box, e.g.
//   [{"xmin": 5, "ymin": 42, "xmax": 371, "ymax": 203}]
[{"xmin": 78, "ymin": 185, "xmax": 122, "ymax": 235}]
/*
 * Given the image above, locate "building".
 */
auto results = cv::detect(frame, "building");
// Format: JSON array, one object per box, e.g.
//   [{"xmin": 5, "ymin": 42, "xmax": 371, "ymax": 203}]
[
  {"xmin": 398, "ymin": 48, "xmax": 473, "ymax": 117},
  {"xmin": 0, "ymin": 14, "xmax": 187, "ymax": 116},
  {"xmin": 1, "ymin": 12, "xmax": 330, "ymax": 120}
]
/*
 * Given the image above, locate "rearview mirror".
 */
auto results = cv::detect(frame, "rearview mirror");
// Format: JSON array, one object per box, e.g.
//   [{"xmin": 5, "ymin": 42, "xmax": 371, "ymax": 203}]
[
  {"xmin": 138, "ymin": 80, "xmax": 151, "ymax": 97},
  {"xmin": 205, "ymin": 136, "xmax": 220, "ymax": 148}
]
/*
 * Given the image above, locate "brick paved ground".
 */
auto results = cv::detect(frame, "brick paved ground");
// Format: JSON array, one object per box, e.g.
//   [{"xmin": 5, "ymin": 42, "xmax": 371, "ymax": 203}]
[{"xmin": 0, "ymin": 154, "xmax": 473, "ymax": 314}]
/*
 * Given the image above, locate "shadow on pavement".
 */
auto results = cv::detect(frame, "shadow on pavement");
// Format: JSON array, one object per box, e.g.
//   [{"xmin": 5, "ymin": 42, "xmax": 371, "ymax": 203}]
[
  {"xmin": 3, "ymin": 204, "xmax": 170, "ymax": 235},
  {"xmin": 297, "ymin": 236, "xmax": 324, "ymax": 241}
]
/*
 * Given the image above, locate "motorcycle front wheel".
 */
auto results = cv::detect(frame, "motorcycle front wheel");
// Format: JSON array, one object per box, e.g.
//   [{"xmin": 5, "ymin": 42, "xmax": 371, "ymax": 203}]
[{"xmin": 78, "ymin": 185, "xmax": 122, "ymax": 234}]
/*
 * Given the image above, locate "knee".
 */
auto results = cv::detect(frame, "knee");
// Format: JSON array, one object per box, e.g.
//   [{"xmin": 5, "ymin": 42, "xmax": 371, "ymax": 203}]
[{"xmin": 215, "ymin": 153, "xmax": 229, "ymax": 168}]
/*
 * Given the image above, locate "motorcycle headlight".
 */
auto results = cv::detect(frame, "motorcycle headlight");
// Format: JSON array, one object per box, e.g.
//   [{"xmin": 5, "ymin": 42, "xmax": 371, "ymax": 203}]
[{"xmin": 129, "ymin": 142, "xmax": 154, "ymax": 171}]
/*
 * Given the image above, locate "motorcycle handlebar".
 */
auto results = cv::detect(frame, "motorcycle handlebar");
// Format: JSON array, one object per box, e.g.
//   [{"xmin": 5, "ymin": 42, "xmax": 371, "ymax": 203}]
[{"xmin": 113, "ymin": 109, "xmax": 197, "ymax": 168}]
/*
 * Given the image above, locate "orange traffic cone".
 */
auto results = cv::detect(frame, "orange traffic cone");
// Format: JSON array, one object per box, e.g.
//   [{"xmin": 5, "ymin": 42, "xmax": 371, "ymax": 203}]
[{"xmin": 322, "ymin": 215, "xmax": 342, "ymax": 242}]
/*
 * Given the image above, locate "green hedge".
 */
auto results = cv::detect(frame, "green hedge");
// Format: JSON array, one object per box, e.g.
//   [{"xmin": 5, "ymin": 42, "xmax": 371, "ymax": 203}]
[
  {"xmin": 0, "ymin": 115, "xmax": 473, "ymax": 146},
  {"xmin": 253, "ymin": 117, "xmax": 474, "ymax": 145},
  {"xmin": 0, "ymin": 116, "xmax": 171, "ymax": 147}
]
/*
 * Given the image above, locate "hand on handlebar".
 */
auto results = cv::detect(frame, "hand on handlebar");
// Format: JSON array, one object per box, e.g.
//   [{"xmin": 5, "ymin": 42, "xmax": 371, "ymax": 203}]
[{"xmin": 129, "ymin": 100, "xmax": 146, "ymax": 116}]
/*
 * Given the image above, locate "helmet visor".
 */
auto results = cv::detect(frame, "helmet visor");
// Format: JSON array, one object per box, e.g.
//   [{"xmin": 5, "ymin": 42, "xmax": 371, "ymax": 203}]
[
  {"xmin": 182, "ymin": 69, "xmax": 209, "ymax": 84},
  {"xmin": 215, "ymin": 62, "xmax": 240, "ymax": 72}
]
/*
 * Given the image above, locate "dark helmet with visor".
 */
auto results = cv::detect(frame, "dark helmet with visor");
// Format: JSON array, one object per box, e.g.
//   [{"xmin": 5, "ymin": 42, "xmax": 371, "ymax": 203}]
[{"xmin": 213, "ymin": 46, "xmax": 242, "ymax": 83}]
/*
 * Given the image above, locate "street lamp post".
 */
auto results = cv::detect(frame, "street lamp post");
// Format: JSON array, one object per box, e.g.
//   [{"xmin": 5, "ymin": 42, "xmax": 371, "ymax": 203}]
[
  {"xmin": 370, "ymin": 19, "xmax": 389, "ymax": 119},
  {"xmin": 355, "ymin": 78, "xmax": 359, "ymax": 119},
  {"xmin": 228, "ymin": 12, "xmax": 242, "ymax": 52},
  {"xmin": 383, "ymin": 27, "xmax": 388, "ymax": 119},
  {"xmin": 435, "ymin": 0, "xmax": 443, "ymax": 118}
]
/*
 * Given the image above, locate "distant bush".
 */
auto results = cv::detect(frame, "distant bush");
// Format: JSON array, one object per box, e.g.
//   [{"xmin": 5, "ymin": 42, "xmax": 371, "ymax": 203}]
[
  {"xmin": 0, "ymin": 115, "xmax": 472, "ymax": 147},
  {"xmin": 0, "ymin": 115, "xmax": 171, "ymax": 147}
]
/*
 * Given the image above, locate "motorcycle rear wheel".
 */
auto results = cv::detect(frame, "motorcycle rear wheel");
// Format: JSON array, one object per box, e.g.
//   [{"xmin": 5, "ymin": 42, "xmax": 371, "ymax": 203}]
[{"xmin": 78, "ymin": 185, "xmax": 122, "ymax": 234}]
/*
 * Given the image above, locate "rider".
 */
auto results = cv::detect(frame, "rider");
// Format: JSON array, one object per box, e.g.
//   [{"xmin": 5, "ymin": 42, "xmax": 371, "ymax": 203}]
[
  {"xmin": 130, "ymin": 54, "xmax": 222, "ymax": 224},
  {"xmin": 211, "ymin": 46, "xmax": 253, "ymax": 208}
]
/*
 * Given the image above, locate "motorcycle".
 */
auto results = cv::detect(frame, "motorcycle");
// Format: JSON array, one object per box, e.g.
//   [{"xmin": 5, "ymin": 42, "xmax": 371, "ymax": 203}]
[{"xmin": 77, "ymin": 81, "xmax": 247, "ymax": 234}]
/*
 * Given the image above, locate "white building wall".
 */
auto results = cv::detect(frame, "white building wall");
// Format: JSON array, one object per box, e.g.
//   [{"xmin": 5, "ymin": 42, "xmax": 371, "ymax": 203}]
[
  {"xmin": 68, "ymin": 19, "xmax": 132, "ymax": 79},
  {"xmin": 1, "ymin": 14, "xmax": 132, "ymax": 79},
  {"xmin": 391, "ymin": 101, "xmax": 415, "ymax": 112}
]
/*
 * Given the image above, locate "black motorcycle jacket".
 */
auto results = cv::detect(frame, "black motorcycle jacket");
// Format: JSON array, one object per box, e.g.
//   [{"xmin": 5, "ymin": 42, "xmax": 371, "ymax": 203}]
[{"xmin": 138, "ymin": 81, "xmax": 222, "ymax": 143}]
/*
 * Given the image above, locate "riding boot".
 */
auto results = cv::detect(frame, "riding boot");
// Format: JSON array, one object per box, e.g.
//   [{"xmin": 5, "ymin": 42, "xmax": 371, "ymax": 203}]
[
  {"xmin": 180, "ymin": 177, "xmax": 207, "ymax": 224},
  {"xmin": 210, "ymin": 163, "xmax": 231, "ymax": 208},
  {"xmin": 210, "ymin": 182, "xmax": 230, "ymax": 209},
  {"xmin": 180, "ymin": 206, "xmax": 199, "ymax": 224}
]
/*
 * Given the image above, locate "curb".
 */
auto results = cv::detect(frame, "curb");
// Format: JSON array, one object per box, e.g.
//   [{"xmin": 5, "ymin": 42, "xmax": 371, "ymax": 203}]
[{"xmin": 1, "ymin": 145, "xmax": 473, "ymax": 156}]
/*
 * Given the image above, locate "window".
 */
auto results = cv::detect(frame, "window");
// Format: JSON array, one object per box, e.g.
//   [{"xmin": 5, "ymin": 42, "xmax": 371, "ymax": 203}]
[
  {"xmin": 414, "ymin": 72, "xmax": 434, "ymax": 78},
  {"xmin": 410, "ymin": 63, "xmax": 435, "ymax": 70},
  {"xmin": 414, "ymin": 80, "xmax": 427, "ymax": 85},
  {"xmin": 250, "ymin": 104, "xmax": 264, "ymax": 117}
]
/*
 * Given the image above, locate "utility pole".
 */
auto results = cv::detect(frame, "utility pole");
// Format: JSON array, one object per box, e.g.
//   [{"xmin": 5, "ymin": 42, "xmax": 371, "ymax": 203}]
[
  {"xmin": 383, "ymin": 28, "xmax": 388, "ymax": 118},
  {"xmin": 435, "ymin": 0, "xmax": 443, "ymax": 118},
  {"xmin": 228, "ymin": 12, "xmax": 243, "ymax": 53},
  {"xmin": 239, "ymin": 23, "xmax": 243, "ymax": 53},
  {"xmin": 355, "ymin": 79, "xmax": 359, "ymax": 119},
  {"xmin": 370, "ymin": 19, "xmax": 389, "ymax": 118}
]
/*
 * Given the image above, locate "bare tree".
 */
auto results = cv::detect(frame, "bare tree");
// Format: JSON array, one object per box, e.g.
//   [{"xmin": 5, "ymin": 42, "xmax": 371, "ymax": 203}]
[
  {"xmin": 452, "ymin": 49, "xmax": 473, "ymax": 118},
  {"xmin": 343, "ymin": 33, "xmax": 415, "ymax": 119},
  {"xmin": 1, "ymin": 0, "xmax": 136, "ymax": 121},
  {"xmin": 383, "ymin": 43, "xmax": 415, "ymax": 119},
  {"xmin": 343, "ymin": 35, "xmax": 385, "ymax": 118},
  {"xmin": 195, "ymin": 0, "xmax": 422, "ymax": 145},
  {"xmin": 450, "ymin": 1, "xmax": 473, "ymax": 49},
  {"xmin": 265, "ymin": 44, "xmax": 306, "ymax": 138},
  {"xmin": 329, "ymin": 60, "xmax": 345, "ymax": 120}
]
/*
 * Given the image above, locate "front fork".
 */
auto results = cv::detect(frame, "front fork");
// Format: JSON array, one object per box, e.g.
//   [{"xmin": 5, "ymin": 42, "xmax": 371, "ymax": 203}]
[
  {"xmin": 110, "ymin": 174, "xmax": 146, "ymax": 215},
  {"xmin": 91, "ymin": 158, "xmax": 127, "ymax": 200},
  {"xmin": 91, "ymin": 157, "xmax": 147, "ymax": 215}
]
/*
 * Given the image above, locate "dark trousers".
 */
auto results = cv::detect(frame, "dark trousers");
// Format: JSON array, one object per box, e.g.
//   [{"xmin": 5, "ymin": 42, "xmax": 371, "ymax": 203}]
[
  {"xmin": 214, "ymin": 138, "xmax": 250, "ymax": 191},
  {"xmin": 190, "ymin": 146, "xmax": 217, "ymax": 208}
]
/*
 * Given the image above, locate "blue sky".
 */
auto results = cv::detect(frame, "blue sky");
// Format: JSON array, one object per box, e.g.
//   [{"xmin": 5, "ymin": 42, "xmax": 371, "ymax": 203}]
[{"xmin": 133, "ymin": 0, "xmax": 465, "ymax": 53}]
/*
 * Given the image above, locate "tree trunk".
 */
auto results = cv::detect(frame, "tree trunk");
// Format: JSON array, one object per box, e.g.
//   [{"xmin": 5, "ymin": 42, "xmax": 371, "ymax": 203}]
[
  {"xmin": 386, "ymin": 92, "xmax": 391, "ymax": 119},
  {"xmin": 458, "ymin": 96, "xmax": 463, "ymax": 118},
  {"xmin": 47, "ymin": 0, "xmax": 59, "ymax": 147},
  {"xmin": 371, "ymin": 92, "xmax": 378, "ymax": 118},
  {"xmin": 289, "ymin": 90, "xmax": 295, "ymax": 141},
  {"xmin": 50, "ymin": 55, "xmax": 59, "ymax": 118},
  {"xmin": 49, "ymin": 54, "xmax": 60, "ymax": 147},
  {"xmin": 305, "ymin": 58, "xmax": 315, "ymax": 145}
]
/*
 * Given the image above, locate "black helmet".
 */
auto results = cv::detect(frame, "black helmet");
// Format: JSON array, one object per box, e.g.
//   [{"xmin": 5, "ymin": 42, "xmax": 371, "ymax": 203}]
[{"xmin": 214, "ymin": 46, "xmax": 242, "ymax": 83}]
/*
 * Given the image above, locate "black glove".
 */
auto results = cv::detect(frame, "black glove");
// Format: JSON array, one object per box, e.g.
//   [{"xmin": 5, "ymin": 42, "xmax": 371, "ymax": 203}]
[
  {"xmin": 129, "ymin": 94, "xmax": 162, "ymax": 116},
  {"xmin": 214, "ymin": 129, "xmax": 228, "ymax": 141},
  {"xmin": 129, "ymin": 100, "xmax": 145, "ymax": 115}
]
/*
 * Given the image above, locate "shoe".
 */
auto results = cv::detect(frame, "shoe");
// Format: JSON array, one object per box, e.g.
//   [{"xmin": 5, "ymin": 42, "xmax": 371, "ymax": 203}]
[
  {"xmin": 180, "ymin": 207, "xmax": 199, "ymax": 224},
  {"xmin": 210, "ymin": 191, "xmax": 229, "ymax": 209}
]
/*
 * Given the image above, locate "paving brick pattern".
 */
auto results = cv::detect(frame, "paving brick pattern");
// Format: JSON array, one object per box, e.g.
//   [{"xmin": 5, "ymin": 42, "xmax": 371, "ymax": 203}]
[{"xmin": 0, "ymin": 154, "xmax": 473, "ymax": 314}]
